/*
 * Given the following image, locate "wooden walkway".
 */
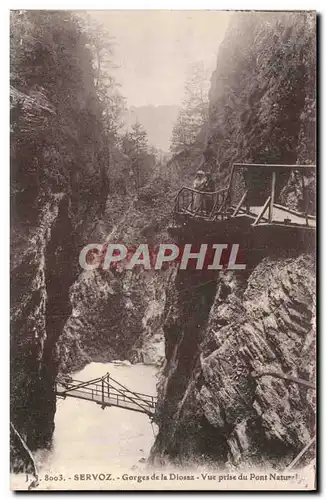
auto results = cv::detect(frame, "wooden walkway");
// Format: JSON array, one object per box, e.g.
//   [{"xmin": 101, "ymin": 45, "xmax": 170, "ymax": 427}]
[
  {"xmin": 174, "ymin": 163, "xmax": 316, "ymax": 231},
  {"xmin": 55, "ymin": 373, "xmax": 157, "ymax": 419},
  {"xmin": 233, "ymin": 204, "xmax": 316, "ymax": 228}
]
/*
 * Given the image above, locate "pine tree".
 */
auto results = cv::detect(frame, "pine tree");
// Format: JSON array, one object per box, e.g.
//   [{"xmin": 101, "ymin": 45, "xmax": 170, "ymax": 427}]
[
  {"xmin": 121, "ymin": 122, "xmax": 150, "ymax": 191},
  {"xmin": 81, "ymin": 14, "xmax": 126, "ymax": 142},
  {"xmin": 170, "ymin": 61, "xmax": 209, "ymax": 154}
]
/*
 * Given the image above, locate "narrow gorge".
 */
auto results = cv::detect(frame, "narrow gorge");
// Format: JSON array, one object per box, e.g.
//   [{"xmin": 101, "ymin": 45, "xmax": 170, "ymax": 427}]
[
  {"xmin": 151, "ymin": 11, "xmax": 316, "ymax": 470},
  {"xmin": 10, "ymin": 10, "xmax": 316, "ymax": 481}
]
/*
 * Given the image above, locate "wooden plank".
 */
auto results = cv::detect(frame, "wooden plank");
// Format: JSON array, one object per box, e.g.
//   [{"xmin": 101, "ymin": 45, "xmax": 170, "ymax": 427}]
[
  {"xmin": 283, "ymin": 436, "xmax": 316, "ymax": 472},
  {"xmin": 175, "ymin": 186, "xmax": 228, "ymax": 196},
  {"xmin": 301, "ymin": 172, "xmax": 309, "ymax": 226},
  {"xmin": 107, "ymin": 374, "xmax": 110, "ymax": 398},
  {"xmin": 224, "ymin": 163, "xmax": 236, "ymax": 210},
  {"xmin": 215, "ymin": 164, "xmax": 236, "ymax": 219},
  {"xmin": 257, "ymin": 222, "xmax": 316, "ymax": 230},
  {"xmin": 207, "ymin": 191, "xmax": 221, "ymax": 218},
  {"xmin": 62, "ymin": 391, "xmax": 153, "ymax": 415},
  {"xmin": 269, "ymin": 170, "xmax": 276, "ymax": 223},
  {"xmin": 233, "ymin": 163, "xmax": 315, "ymax": 170},
  {"xmin": 56, "ymin": 376, "xmax": 157, "ymax": 408},
  {"xmin": 251, "ymin": 370, "xmax": 315, "ymax": 389},
  {"xmin": 102, "ymin": 377, "xmax": 105, "ymax": 407},
  {"xmin": 232, "ymin": 190, "xmax": 248, "ymax": 217},
  {"xmin": 273, "ymin": 203, "xmax": 316, "ymax": 220},
  {"xmin": 108, "ymin": 374, "xmax": 156, "ymax": 409},
  {"xmin": 252, "ymin": 196, "xmax": 271, "ymax": 226},
  {"xmin": 58, "ymin": 376, "xmax": 102, "ymax": 395}
]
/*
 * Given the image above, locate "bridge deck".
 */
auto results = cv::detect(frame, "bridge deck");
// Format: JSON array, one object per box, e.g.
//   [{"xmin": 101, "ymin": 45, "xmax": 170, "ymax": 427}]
[
  {"xmin": 177, "ymin": 204, "xmax": 316, "ymax": 228},
  {"xmin": 55, "ymin": 374, "xmax": 157, "ymax": 419},
  {"xmin": 235, "ymin": 205, "xmax": 316, "ymax": 227},
  {"xmin": 174, "ymin": 163, "xmax": 316, "ymax": 231},
  {"xmin": 56, "ymin": 386, "xmax": 155, "ymax": 414}
]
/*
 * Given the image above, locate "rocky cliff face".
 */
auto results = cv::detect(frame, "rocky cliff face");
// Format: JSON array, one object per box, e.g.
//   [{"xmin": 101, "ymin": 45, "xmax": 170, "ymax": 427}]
[
  {"xmin": 57, "ymin": 177, "xmax": 176, "ymax": 372},
  {"xmin": 151, "ymin": 11, "xmax": 316, "ymax": 469},
  {"xmin": 152, "ymin": 252, "xmax": 315, "ymax": 468},
  {"xmin": 57, "ymin": 266, "xmax": 166, "ymax": 372},
  {"xmin": 10, "ymin": 9, "xmax": 316, "ymax": 474},
  {"xmin": 10, "ymin": 194, "xmax": 75, "ymax": 466},
  {"xmin": 204, "ymin": 11, "xmax": 315, "ymax": 183},
  {"xmin": 10, "ymin": 11, "xmax": 110, "ymax": 469}
]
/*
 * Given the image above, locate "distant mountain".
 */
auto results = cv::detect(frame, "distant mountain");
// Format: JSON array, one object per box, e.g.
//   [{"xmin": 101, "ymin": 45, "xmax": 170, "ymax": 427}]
[{"xmin": 123, "ymin": 105, "xmax": 180, "ymax": 152}]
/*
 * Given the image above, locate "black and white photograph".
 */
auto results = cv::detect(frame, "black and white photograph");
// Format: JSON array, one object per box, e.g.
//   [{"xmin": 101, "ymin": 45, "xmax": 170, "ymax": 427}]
[{"xmin": 9, "ymin": 9, "xmax": 316, "ymax": 491}]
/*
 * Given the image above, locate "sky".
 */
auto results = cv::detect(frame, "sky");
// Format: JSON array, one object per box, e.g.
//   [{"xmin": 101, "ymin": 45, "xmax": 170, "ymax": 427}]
[{"xmin": 88, "ymin": 10, "xmax": 231, "ymax": 108}]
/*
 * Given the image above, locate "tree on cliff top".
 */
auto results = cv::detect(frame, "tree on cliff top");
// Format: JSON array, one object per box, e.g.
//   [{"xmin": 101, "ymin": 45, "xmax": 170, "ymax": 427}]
[
  {"xmin": 120, "ymin": 122, "xmax": 155, "ymax": 192},
  {"xmin": 10, "ymin": 10, "xmax": 110, "ymax": 224},
  {"xmin": 81, "ymin": 14, "xmax": 127, "ymax": 142},
  {"xmin": 170, "ymin": 61, "xmax": 209, "ymax": 154},
  {"xmin": 10, "ymin": 10, "xmax": 137, "ymax": 224}
]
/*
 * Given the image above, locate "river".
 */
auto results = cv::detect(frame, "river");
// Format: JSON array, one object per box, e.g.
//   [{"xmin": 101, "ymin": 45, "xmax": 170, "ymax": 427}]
[
  {"xmin": 11, "ymin": 362, "xmax": 158, "ymax": 491},
  {"xmin": 11, "ymin": 361, "xmax": 314, "ymax": 492}
]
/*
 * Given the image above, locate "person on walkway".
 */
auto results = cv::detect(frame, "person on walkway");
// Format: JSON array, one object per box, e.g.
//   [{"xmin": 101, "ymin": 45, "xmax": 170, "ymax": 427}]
[
  {"xmin": 192, "ymin": 170, "xmax": 207, "ymax": 212},
  {"xmin": 203, "ymin": 172, "xmax": 215, "ymax": 213}
]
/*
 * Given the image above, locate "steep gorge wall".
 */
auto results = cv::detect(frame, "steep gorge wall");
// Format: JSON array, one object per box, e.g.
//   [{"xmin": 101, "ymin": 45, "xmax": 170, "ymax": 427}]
[
  {"xmin": 205, "ymin": 11, "xmax": 315, "ymax": 182},
  {"xmin": 152, "ymin": 252, "xmax": 315, "ymax": 468},
  {"xmin": 151, "ymin": 11, "xmax": 316, "ymax": 468},
  {"xmin": 10, "ymin": 11, "xmax": 109, "ymax": 469},
  {"xmin": 57, "ymin": 178, "xmax": 176, "ymax": 372},
  {"xmin": 10, "ymin": 195, "xmax": 74, "ymax": 457},
  {"xmin": 58, "ymin": 266, "xmax": 167, "ymax": 372}
]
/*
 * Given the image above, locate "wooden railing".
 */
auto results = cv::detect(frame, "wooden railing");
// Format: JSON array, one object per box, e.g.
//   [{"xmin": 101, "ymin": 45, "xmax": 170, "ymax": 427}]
[
  {"xmin": 56, "ymin": 373, "xmax": 157, "ymax": 418},
  {"xmin": 230, "ymin": 164, "xmax": 316, "ymax": 227},
  {"xmin": 175, "ymin": 187, "xmax": 229, "ymax": 219},
  {"xmin": 174, "ymin": 163, "xmax": 316, "ymax": 228}
]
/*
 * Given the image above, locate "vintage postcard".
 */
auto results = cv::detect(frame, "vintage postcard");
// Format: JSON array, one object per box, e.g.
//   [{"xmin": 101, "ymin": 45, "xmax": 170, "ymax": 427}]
[{"xmin": 10, "ymin": 9, "xmax": 316, "ymax": 491}]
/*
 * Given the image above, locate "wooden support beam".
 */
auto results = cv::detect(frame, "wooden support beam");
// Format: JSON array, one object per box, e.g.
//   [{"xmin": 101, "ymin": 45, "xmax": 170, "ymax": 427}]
[
  {"xmin": 283, "ymin": 436, "xmax": 316, "ymax": 472},
  {"xmin": 103, "ymin": 378, "xmax": 152, "ymax": 414},
  {"xmin": 269, "ymin": 170, "xmax": 276, "ymax": 223},
  {"xmin": 251, "ymin": 370, "xmax": 315, "ymax": 390},
  {"xmin": 273, "ymin": 203, "xmax": 316, "ymax": 220},
  {"xmin": 233, "ymin": 163, "xmax": 316, "ymax": 170},
  {"xmin": 214, "ymin": 189, "xmax": 229, "ymax": 218},
  {"xmin": 232, "ymin": 190, "xmax": 248, "ymax": 217},
  {"xmin": 57, "ymin": 376, "xmax": 102, "ymax": 395},
  {"xmin": 216, "ymin": 163, "xmax": 236, "ymax": 218},
  {"xmin": 208, "ymin": 198, "xmax": 217, "ymax": 219},
  {"xmin": 252, "ymin": 196, "xmax": 271, "ymax": 226},
  {"xmin": 226, "ymin": 163, "xmax": 236, "ymax": 207},
  {"xmin": 207, "ymin": 191, "xmax": 221, "ymax": 218},
  {"xmin": 10, "ymin": 422, "xmax": 39, "ymax": 486},
  {"xmin": 102, "ymin": 377, "xmax": 105, "ymax": 407},
  {"xmin": 301, "ymin": 172, "xmax": 309, "ymax": 226}
]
